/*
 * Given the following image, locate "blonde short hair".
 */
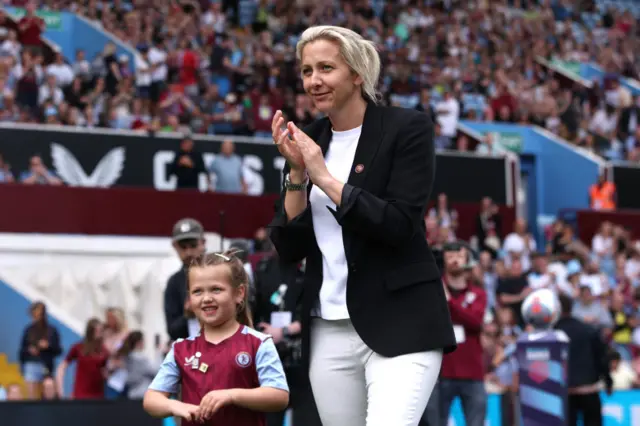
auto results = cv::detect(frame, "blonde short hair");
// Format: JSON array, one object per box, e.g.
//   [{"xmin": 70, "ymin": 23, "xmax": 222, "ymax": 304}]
[{"xmin": 296, "ymin": 26, "xmax": 381, "ymax": 104}]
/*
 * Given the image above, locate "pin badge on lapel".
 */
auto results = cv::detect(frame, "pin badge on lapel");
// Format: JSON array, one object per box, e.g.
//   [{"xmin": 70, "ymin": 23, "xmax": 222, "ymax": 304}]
[
  {"xmin": 355, "ymin": 164, "xmax": 364, "ymax": 173},
  {"xmin": 199, "ymin": 363, "xmax": 209, "ymax": 373}
]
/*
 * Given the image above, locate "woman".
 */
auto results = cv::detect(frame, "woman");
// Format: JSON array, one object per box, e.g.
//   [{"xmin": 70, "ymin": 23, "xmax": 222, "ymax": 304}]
[
  {"xmin": 117, "ymin": 331, "xmax": 159, "ymax": 400},
  {"xmin": 103, "ymin": 307, "xmax": 129, "ymax": 399},
  {"xmin": 19, "ymin": 301, "xmax": 62, "ymax": 399},
  {"xmin": 268, "ymin": 25, "xmax": 456, "ymax": 426},
  {"xmin": 55, "ymin": 318, "xmax": 109, "ymax": 399}
]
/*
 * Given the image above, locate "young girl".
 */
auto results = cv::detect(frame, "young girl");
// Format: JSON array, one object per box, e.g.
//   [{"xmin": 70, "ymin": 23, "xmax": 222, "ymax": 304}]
[
  {"xmin": 56, "ymin": 318, "xmax": 109, "ymax": 399},
  {"xmin": 144, "ymin": 251, "xmax": 289, "ymax": 425},
  {"xmin": 19, "ymin": 301, "xmax": 62, "ymax": 399}
]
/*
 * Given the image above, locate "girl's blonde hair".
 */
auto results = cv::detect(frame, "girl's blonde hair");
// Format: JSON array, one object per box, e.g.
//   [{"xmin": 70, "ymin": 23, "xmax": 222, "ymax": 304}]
[
  {"xmin": 186, "ymin": 250, "xmax": 253, "ymax": 328},
  {"xmin": 296, "ymin": 25, "xmax": 382, "ymax": 104}
]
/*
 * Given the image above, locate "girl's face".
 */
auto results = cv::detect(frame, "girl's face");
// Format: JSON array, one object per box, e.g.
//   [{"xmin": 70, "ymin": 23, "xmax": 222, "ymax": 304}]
[
  {"xmin": 92, "ymin": 323, "xmax": 104, "ymax": 340},
  {"xmin": 32, "ymin": 304, "xmax": 44, "ymax": 322},
  {"xmin": 188, "ymin": 265, "xmax": 245, "ymax": 327}
]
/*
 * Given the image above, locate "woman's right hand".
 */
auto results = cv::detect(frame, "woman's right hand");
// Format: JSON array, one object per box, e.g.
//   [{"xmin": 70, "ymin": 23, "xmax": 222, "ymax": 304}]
[{"xmin": 272, "ymin": 110, "xmax": 305, "ymax": 172}]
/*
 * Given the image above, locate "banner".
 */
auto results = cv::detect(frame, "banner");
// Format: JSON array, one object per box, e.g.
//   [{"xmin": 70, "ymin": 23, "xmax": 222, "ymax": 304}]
[
  {"xmin": 0, "ymin": 400, "xmax": 161, "ymax": 426},
  {"xmin": 0, "ymin": 184, "xmax": 514, "ymax": 241},
  {"xmin": 0, "ymin": 126, "xmax": 509, "ymax": 203},
  {"xmin": 612, "ymin": 165, "xmax": 640, "ymax": 210},
  {"xmin": 7, "ymin": 8, "xmax": 62, "ymax": 30}
]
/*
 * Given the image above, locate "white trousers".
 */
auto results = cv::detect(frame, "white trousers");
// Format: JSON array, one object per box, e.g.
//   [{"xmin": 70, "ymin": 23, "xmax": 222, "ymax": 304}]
[{"xmin": 309, "ymin": 318, "xmax": 442, "ymax": 426}]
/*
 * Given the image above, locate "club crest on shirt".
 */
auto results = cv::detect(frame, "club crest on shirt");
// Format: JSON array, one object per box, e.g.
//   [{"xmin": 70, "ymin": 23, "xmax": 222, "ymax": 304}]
[{"xmin": 235, "ymin": 351, "xmax": 252, "ymax": 368}]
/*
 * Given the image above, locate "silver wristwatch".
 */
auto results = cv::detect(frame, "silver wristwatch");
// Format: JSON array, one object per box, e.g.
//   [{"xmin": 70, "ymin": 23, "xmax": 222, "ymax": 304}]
[{"xmin": 284, "ymin": 173, "xmax": 309, "ymax": 191}]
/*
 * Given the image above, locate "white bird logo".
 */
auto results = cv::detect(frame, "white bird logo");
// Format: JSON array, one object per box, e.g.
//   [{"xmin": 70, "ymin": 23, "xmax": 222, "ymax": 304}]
[{"xmin": 51, "ymin": 143, "xmax": 125, "ymax": 187}]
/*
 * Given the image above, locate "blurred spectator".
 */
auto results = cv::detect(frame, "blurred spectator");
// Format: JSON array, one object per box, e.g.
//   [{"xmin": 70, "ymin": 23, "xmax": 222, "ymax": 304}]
[
  {"xmin": 496, "ymin": 258, "xmax": 530, "ymax": 328},
  {"xmin": 168, "ymin": 135, "xmax": 208, "ymax": 190},
  {"xmin": 164, "ymin": 218, "xmax": 206, "ymax": 342},
  {"xmin": 55, "ymin": 318, "xmax": 108, "ymax": 400},
  {"xmin": 572, "ymin": 284, "xmax": 614, "ymax": 330},
  {"xmin": 20, "ymin": 154, "xmax": 62, "ymax": 185},
  {"xmin": 117, "ymin": 331, "xmax": 160, "ymax": 400},
  {"xmin": 17, "ymin": 2, "xmax": 44, "ymax": 52},
  {"xmin": 18, "ymin": 301, "xmax": 62, "ymax": 399},
  {"xmin": 589, "ymin": 173, "xmax": 617, "ymax": 211},
  {"xmin": 556, "ymin": 294, "xmax": 612, "ymax": 426},
  {"xmin": 436, "ymin": 243, "xmax": 488, "ymax": 426},
  {"xmin": 502, "ymin": 219, "xmax": 537, "ymax": 271},
  {"xmin": 104, "ymin": 307, "xmax": 129, "ymax": 399},
  {"xmin": 0, "ymin": 153, "xmax": 14, "ymax": 183},
  {"xmin": 475, "ymin": 197, "xmax": 502, "ymax": 256},
  {"xmin": 209, "ymin": 139, "xmax": 247, "ymax": 194}
]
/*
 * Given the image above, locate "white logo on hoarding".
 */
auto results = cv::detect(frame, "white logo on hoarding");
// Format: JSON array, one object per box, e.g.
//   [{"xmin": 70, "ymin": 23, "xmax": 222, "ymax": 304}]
[{"xmin": 51, "ymin": 143, "xmax": 125, "ymax": 187}]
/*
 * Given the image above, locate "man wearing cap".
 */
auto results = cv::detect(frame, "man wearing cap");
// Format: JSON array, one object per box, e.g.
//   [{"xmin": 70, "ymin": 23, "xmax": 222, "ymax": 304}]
[
  {"xmin": 163, "ymin": 218, "xmax": 206, "ymax": 341},
  {"xmin": 435, "ymin": 242, "xmax": 488, "ymax": 426}
]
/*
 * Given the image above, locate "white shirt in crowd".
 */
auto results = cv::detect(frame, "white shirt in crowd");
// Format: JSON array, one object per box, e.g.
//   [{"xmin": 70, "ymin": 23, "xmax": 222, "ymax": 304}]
[
  {"xmin": 134, "ymin": 55, "xmax": 152, "ymax": 87},
  {"xmin": 148, "ymin": 47, "xmax": 167, "ymax": 82},
  {"xmin": 310, "ymin": 125, "xmax": 361, "ymax": 320},
  {"xmin": 436, "ymin": 97, "xmax": 460, "ymax": 137},
  {"xmin": 589, "ymin": 109, "xmax": 617, "ymax": 135},
  {"xmin": 46, "ymin": 63, "xmax": 74, "ymax": 87},
  {"xmin": 611, "ymin": 361, "xmax": 638, "ymax": 390},
  {"xmin": 38, "ymin": 84, "xmax": 64, "ymax": 105},
  {"xmin": 591, "ymin": 233, "xmax": 614, "ymax": 257},
  {"xmin": 502, "ymin": 232, "xmax": 537, "ymax": 271}
]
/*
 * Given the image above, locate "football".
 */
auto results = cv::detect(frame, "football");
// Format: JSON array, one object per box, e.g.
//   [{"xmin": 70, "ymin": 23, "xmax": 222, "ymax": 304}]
[{"xmin": 521, "ymin": 288, "xmax": 561, "ymax": 329}]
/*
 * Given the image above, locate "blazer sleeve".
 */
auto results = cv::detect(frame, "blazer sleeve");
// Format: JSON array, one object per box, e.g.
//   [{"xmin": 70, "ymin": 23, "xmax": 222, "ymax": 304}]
[
  {"xmin": 330, "ymin": 112, "xmax": 434, "ymax": 247},
  {"xmin": 267, "ymin": 163, "xmax": 315, "ymax": 264}
]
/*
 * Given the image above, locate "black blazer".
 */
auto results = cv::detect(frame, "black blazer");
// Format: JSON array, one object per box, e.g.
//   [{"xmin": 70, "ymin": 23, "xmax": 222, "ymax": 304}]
[{"xmin": 268, "ymin": 103, "xmax": 457, "ymax": 370}]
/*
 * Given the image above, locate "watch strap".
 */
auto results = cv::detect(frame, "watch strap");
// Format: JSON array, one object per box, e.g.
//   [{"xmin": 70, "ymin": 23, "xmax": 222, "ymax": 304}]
[{"xmin": 285, "ymin": 173, "xmax": 308, "ymax": 191}]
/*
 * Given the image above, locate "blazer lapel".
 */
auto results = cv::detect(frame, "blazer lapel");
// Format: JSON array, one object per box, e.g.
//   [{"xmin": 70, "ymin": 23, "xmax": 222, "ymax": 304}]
[{"xmin": 347, "ymin": 103, "xmax": 385, "ymax": 188}]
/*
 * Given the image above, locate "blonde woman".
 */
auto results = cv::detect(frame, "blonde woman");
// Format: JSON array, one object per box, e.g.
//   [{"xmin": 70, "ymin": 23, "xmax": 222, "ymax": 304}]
[
  {"xmin": 268, "ymin": 26, "xmax": 456, "ymax": 426},
  {"xmin": 103, "ymin": 307, "xmax": 129, "ymax": 399}
]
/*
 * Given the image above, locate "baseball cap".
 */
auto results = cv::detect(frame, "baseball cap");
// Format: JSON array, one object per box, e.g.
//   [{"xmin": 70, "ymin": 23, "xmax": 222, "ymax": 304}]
[{"xmin": 172, "ymin": 218, "xmax": 204, "ymax": 242}]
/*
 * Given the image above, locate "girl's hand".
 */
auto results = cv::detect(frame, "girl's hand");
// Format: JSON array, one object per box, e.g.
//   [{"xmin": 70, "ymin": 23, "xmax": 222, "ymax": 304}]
[
  {"xmin": 170, "ymin": 400, "xmax": 200, "ymax": 421},
  {"xmin": 197, "ymin": 389, "xmax": 234, "ymax": 421}
]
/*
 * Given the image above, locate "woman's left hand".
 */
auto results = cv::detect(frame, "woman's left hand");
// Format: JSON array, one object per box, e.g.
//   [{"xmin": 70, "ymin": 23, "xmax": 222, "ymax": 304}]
[
  {"xmin": 288, "ymin": 122, "xmax": 332, "ymax": 187},
  {"xmin": 197, "ymin": 389, "xmax": 234, "ymax": 421}
]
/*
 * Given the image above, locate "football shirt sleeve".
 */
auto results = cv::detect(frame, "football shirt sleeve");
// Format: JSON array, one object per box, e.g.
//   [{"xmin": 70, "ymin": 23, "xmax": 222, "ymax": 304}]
[
  {"xmin": 148, "ymin": 346, "xmax": 181, "ymax": 395},
  {"xmin": 255, "ymin": 338, "xmax": 289, "ymax": 392}
]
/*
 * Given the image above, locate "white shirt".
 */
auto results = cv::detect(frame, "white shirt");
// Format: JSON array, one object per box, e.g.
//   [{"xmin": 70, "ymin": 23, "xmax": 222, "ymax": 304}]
[
  {"xmin": 310, "ymin": 126, "xmax": 361, "ymax": 320},
  {"xmin": 436, "ymin": 97, "xmax": 460, "ymax": 137},
  {"xmin": 502, "ymin": 232, "xmax": 536, "ymax": 271},
  {"xmin": 38, "ymin": 84, "xmax": 64, "ymax": 105},
  {"xmin": 148, "ymin": 47, "xmax": 167, "ymax": 82},
  {"xmin": 46, "ymin": 63, "xmax": 75, "ymax": 87},
  {"xmin": 135, "ymin": 55, "xmax": 152, "ymax": 87},
  {"xmin": 592, "ymin": 234, "xmax": 614, "ymax": 257}
]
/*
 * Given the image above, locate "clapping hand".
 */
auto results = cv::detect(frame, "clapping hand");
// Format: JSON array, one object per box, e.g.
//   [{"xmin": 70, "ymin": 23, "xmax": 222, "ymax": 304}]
[
  {"xmin": 287, "ymin": 122, "xmax": 331, "ymax": 187},
  {"xmin": 272, "ymin": 110, "xmax": 304, "ymax": 172}
]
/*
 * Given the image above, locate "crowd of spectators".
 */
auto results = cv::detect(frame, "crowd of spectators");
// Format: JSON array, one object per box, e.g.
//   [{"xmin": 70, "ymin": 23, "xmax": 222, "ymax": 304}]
[
  {"xmin": 1, "ymin": 0, "xmax": 640, "ymax": 416},
  {"xmin": 427, "ymin": 194, "xmax": 640, "ymax": 395},
  {"xmin": 0, "ymin": 0, "xmax": 637, "ymax": 163}
]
